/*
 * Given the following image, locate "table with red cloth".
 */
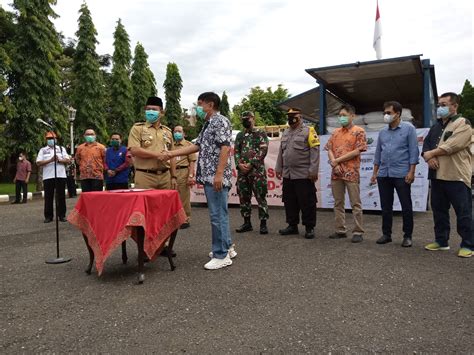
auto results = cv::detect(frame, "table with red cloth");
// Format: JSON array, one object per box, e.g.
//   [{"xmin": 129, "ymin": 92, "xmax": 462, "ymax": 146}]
[{"xmin": 68, "ymin": 189, "xmax": 186, "ymax": 280}]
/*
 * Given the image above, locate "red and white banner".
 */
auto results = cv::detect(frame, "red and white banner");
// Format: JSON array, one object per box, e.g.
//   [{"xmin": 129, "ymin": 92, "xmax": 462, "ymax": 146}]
[
  {"xmin": 191, "ymin": 129, "xmax": 430, "ymax": 212},
  {"xmin": 373, "ymin": 0, "xmax": 382, "ymax": 60}
]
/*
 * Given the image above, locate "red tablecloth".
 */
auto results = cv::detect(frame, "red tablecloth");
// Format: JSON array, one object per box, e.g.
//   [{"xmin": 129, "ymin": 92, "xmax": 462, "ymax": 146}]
[{"xmin": 68, "ymin": 189, "xmax": 186, "ymax": 275}]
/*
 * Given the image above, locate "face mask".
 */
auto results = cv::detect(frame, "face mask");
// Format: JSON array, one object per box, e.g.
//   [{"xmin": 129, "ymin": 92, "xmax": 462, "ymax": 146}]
[
  {"xmin": 19, "ymin": 156, "xmax": 24, "ymax": 161},
  {"xmin": 437, "ymin": 106, "xmax": 450, "ymax": 119},
  {"xmin": 47, "ymin": 139, "xmax": 55, "ymax": 147},
  {"xmin": 383, "ymin": 114, "xmax": 395, "ymax": 124},
  {"xmin": 242, "ymin": 119, "xmax": 252, "ymax": 129},
  {"xmin": 85, "ymin": 135, "xmax": 96, "ymax": 143},
  {"xmin": 173, "ymin": 132, "xmax": 183, "ymax": 141},
  {"xmin": 145, "ymin": 110, "xmax": 159, "ymax": 123},
  {"xmin": 195, "ymin": 106, "xmax": 206, "ymax": 120},
  {"xmin": 110, "ymin": 140, "xmax": 120, "ymax": 147},
  {"xmin": 338, "ymin": 116, "xmax": 350, "ymax": 127}
]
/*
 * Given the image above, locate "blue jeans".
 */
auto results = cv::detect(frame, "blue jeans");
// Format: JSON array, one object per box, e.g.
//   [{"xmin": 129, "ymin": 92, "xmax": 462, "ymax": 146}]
[
  {"xmin": 204, "ymin": 184, "xmax": 232, "ymax": 259},
  {"xmin": 431, "ymin": 179, "xmax": 473, "ymax": 249},
  {"xmin": 377, "ymin": 177, "xmax": 414, "ymax": 238}
]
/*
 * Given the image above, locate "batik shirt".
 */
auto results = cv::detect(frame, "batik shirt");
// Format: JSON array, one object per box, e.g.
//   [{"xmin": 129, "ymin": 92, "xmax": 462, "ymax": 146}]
[{"xmin": 195, "ymin": 112, "xmax": 233, "ymax": 188}]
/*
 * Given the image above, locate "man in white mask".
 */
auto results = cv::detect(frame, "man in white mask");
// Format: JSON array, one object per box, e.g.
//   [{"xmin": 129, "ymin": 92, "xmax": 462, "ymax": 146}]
[{"xmin": 370, "ymin": 101, "xmax": 419, "ymax": 247}]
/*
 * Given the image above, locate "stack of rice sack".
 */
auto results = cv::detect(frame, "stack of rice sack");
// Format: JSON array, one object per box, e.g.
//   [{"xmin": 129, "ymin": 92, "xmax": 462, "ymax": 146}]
[{"xmin": 325, "ymin": 108, "xmax": 414, "ymax": 134}]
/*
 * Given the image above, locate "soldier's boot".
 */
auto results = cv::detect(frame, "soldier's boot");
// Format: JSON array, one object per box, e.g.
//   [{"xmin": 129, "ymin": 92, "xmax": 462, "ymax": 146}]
[
  {"xmin": 236, "ymin": 217, "xmax": 253, "ymax": 233},
  {"xmin": 259, "ymin": 219, "xmax": 268, "ymax": 235}
]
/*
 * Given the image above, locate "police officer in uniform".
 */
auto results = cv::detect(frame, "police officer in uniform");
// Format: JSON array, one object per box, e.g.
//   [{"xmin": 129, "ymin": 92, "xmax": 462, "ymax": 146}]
[
  {"xmin": 172, "ymin": 125, "xmax": 197, "ymax": 229},
  {"xmin": 275, "ymin": 108, "xmax": 320, "ymax": 239},
  {"xmin": 234, "ymin": 111, "xmax": 270, "ymax": 234},
  {"xmin": 128, "ymin": 96, "xmax": 177, "ymax": 190}
]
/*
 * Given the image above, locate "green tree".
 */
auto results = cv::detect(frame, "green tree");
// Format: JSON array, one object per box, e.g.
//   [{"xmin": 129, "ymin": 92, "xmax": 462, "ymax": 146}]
[
  {"xmin": 73, "ymin": 3, "xmax": 108, "ymax": 142},
  {"xmin": 131, "ymin": 42, "xmax": 156, "ymax": 120},
  {"xmin": 220, "ymin": 91, "xmax": 230, "ymax": 117},
  {"xmin": 8, "ymin": 0, "xmax": 66, "ymax": 158},
  {"xmin": 232, "ymin": 84, "xmax": 290, "ymax": 126},
  {"xmin": 0, "ymin": 6, "xmax": 16, "ymax": 160},
  {"xmin": 163, "ymin": 62, "xmax": 183, "ymax": 128},
  {"xmin": 459, "ymin": 79, "xmax": 474, "ymax": 125},
  {"xmin": 110, "ymin": 19, "xmax": 133, "ymax": 135}
]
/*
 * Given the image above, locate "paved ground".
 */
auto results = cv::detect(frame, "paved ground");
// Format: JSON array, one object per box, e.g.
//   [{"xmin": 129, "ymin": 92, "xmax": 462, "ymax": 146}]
[{"xmin": 0, "ymin": 198, "xmax": 472, "ymax": 353}]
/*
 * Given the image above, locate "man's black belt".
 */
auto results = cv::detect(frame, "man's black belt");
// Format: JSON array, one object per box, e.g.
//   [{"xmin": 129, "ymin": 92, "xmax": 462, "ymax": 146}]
[
  {"xmin": 136, "ymin": 168, "xmax": 169, "ymax": 175},
  {"xmin": 176, "ymin": 166, "xmax": 189, "ymax": 170}
]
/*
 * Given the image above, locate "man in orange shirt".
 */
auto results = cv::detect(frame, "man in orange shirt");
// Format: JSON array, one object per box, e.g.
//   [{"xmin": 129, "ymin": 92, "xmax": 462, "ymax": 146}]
[
  {"xmin": 325, "ymin": 104, "xmax": 367, "ymax": 243},
  {"xmin": 75, "ymin": 128, "xmax": 106, "ymax": 192}
]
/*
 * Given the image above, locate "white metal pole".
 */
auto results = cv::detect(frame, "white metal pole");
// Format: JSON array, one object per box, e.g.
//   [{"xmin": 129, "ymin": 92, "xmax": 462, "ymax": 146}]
[{"xmin": 70, "ymin": 121, "xmax": 74, "ymax": 156}]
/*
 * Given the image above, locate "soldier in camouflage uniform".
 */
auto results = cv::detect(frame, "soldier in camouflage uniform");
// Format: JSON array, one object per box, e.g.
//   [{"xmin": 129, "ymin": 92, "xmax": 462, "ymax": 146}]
[{"xmin": 234, "ymin": 111, "xmax": 270, "ymax": 234}]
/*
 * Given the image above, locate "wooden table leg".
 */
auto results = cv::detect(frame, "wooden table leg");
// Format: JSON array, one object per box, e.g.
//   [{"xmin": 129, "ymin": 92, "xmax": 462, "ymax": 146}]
[
  {"xmin": 82, "ymin": 233, "xmax": 94, "ymax": 275},
  {"xmin": 121, "ymin": 241, "xmax": 128, "ymax": 264},
  {"xmin": 136, "ymin": 227, "xmax": 145, "ymax": 284},
  {"xmin": 167, "ymin": 230, "xmax": 178, "ymax": 271}
]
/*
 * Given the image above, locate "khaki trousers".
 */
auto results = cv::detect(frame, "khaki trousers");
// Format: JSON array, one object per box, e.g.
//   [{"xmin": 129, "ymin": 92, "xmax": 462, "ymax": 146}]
[
  {"xmin": 331, "ymin": 179, "xmax": 364, "ymax": 235},
  {"xmin": 134, "ymin": 170, "xmax": 171, "ymax": 190},
  {"xmin": 176, "ymin": 167, "xmax": 191, "ymax": 222}
]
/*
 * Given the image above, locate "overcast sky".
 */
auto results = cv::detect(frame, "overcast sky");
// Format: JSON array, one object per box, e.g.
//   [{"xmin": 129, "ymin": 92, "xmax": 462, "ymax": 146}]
[{"xmin": 2, "ymin": 0, "xmax": 473, "ymax": 110}]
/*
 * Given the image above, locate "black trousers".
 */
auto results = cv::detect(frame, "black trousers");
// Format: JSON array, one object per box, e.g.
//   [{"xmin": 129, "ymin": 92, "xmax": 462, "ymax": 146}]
[
  {"xmin": 80, "ymin": 179, "xmax": 104, "ymax": 192},
  {"xmin": 15, "ymin": 180, "xmax": 28, "ymax": 203},
  {"xmin": 106, "ymin": 182, "xmax": 129, "ymax": 190},
  {"xmin": 282, "ymin": 178, "xmax": 317, "ymax": 228},
  {"xmin": 431, "ymin": 179, "xmax": 473, "ymax": 249},
  {"xmin": 66, "ymin": 175, "xmax": 77, "ymax": 197},
  {"xmin": 43, "ymin": 178, "xmax": 66, "ymax": 219},
  {"xmin": 377, "ymin": 177, "xmax": 413, "ymax": 238}
]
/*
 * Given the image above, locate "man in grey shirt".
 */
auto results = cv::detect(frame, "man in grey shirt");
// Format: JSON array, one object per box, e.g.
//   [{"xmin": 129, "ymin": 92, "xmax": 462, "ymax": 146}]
[{"xmin": 275, "ymin": 108, "xmax": 320, "ymax": 239}]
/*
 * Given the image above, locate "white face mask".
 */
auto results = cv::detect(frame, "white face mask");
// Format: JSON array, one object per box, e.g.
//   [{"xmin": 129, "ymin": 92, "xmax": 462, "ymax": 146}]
[{"xmin": 383, "ymin": 114, "xmax": 395, "ymax": 124}]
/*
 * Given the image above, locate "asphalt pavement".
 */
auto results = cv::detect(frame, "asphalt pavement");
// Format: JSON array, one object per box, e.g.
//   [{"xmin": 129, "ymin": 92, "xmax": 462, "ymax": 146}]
[{"xmin": 0, "ymin": 198, "xmax": 472, "ymax": 353}]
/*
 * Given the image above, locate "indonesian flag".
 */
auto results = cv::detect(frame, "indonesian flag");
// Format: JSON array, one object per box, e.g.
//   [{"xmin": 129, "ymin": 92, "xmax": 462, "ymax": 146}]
[{"xmin": 373, "ymin": 0, "xmax": 382, "ymax": 59}]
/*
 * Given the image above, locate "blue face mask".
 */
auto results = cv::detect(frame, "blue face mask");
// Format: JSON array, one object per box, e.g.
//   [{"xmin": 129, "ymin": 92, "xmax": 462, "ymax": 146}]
[
  {"xmin": 437, "ymin": 106, "xmax": 449, "ymax": 119},
  {"xmin": 47, "ymin": 139, "xmax": 55, "ymax": 147},
  {"xmin": 173, "ymin": 132, "xmax": 183, "ymax": 141},
  {"xmin": 145, "ymin": 110, "xmax": 159, "ymax": 123},
  {"xmin": 195, "ymin": 106, "xmax": 206, "ymax": 120}
]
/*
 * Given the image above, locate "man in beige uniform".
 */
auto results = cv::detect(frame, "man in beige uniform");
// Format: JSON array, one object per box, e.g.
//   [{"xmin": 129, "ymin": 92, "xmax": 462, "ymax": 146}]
[
  {"xmin": 172, "ymin": 125, "xmax": 197, "ymax": 229},
  {"xmin": 128, "ymin": 96, "xmax": 177, "ymax": 190}
]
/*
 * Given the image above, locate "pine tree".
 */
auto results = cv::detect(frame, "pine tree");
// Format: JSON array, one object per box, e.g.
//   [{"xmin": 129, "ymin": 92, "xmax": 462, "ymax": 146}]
[
  {"xmin": 0, "ymin": 7, "xmax": 16, "ymax": 160},
  {"xmin": 220, "ymin": 91, "xmax": 230, "ymax": 117},
  {"xmin": 163, "ymin": 62, "xmax": 183, "ymax": 128},
  {"xmin": 110, "ymin": 19, "xmax": 133, "ymax": 135},
  {"xmin": 459, "ymin": 79, "xmax": 474, "ymax": 125},
  {"xmin": 9, "ymin": 0, "xmax": 66, "ymax": 156},
  {"xmin": 73, "ymin": 3, "xmax": 107, "ymax": 141},
  {"xmin": 131, "ymin": 42, "xmax": 156, "ymax": 120}
]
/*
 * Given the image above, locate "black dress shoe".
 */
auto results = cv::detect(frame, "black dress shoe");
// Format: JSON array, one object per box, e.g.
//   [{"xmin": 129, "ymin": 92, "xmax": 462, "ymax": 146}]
[
  {"xmin": 180, "ymin": 222, "xmax": 190, "ymax": 229},
  {"xmin": 278, "ymin": 225, "xmax": 299, "ymax": 235},
  {"xmin": 11, "ymin": 201, "xmax": 20, "ymax": 204},
  {"xmin": 304, "ymin": 227, "xmax": 315, "ymax": 239},
  {"xmin": 351, "ymin": 234, "xmax": 363, "ymax": 243},
  {"xmin": 44, "ymin": 218, "xmax": 53, "ymax": 223},
  {"xmin": 59, "ymin": 217, "xmax": 67, "ymax": 222},
  {"xmin": 376, "ymin": 235, "xmax": 392, "ymax": 244},
  {"xmin": 159, "ymin": 246, "xmax": 177, "ymax": 257},
  {"xmin": 401, "ymin": 237, "xmax": 412, "ymax": 247}
]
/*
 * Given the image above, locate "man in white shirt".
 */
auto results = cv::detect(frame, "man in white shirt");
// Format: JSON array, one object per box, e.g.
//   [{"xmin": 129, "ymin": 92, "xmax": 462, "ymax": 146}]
[{"xmin": 36, "ymin": 131, "xmax": 70, "ymax": 223}]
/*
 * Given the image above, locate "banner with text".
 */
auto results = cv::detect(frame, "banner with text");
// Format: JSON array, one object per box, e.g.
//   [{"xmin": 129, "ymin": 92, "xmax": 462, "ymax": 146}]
[{"xmin": 190, "ymin": 128, "xmax": 430, "ymax": 212}]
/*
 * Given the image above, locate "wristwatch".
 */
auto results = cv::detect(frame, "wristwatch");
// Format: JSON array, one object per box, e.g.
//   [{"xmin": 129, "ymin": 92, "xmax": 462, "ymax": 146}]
[
  {"xmin": 188, "ymin": 174, "xmax": 194, "ymax": 178},
  {"xmin": 171, "ymin": 176, "xmax": 177, "ymax": 179}
]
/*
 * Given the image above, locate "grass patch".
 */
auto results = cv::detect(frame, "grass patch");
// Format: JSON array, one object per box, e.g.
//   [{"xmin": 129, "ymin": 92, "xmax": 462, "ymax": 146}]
[{"xmin": 0, "ymin": 183, "xmax": 16, "ymax": 195}]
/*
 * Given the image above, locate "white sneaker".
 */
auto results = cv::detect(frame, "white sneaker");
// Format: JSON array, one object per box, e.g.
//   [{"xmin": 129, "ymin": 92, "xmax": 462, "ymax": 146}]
[
  {"xmin": 209, "ymin": 244, "xmax": 237, "ymax": 259},
  {"xmin": 204, "ymin": 254, "xmax": 232, "ymax": 270}
]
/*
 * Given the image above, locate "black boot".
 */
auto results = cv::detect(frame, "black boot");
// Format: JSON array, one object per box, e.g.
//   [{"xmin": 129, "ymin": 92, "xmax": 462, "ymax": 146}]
[
  {"xmin": 304, "ymin": 226, "xmax": 315, "ymax": 239},
  {"xmin": 236, "ymin": 217, "xmax": 253, "ymax": 233},
  {"xmin": 259, "ymin": 219, "xmax": 268, "ymax": 235},
  {"xmin": 278, "ymin": 225, "xmax": 299, "ymax": 235}
]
